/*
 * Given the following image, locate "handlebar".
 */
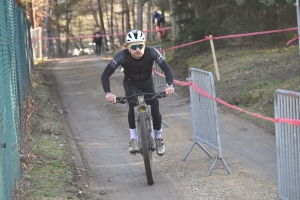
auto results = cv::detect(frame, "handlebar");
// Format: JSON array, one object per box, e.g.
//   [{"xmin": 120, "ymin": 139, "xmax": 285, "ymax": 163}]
[{"xmin": 116, "ymin": 92, "xmax": 167, "ymax": 104}]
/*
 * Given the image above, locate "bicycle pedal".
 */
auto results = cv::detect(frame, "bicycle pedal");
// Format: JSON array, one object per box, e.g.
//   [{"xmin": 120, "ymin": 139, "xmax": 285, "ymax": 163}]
[
  {"xmin": 130, "ymin": 150, "xmax": 141, "ymax": 155},
  {"xmin": 150, "ymin": 143, "xmax": 156, "ymax": 151}
]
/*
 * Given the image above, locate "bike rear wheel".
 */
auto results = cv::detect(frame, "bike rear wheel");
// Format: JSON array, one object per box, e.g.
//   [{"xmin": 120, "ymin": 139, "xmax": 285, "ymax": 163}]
[{"xmin": 138, "ymin": 112, "xmax": 154, "ymax": 185}]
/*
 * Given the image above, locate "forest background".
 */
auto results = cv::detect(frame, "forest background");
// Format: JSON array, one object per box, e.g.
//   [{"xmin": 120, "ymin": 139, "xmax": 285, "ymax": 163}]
[{"xmin": 18, "ymin": 0, "xmax": 298, "ymax": 57}]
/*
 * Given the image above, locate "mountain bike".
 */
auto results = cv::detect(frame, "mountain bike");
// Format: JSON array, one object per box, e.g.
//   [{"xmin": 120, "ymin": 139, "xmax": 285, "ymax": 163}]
[{"xmin": 116, "ymin": 91, "xmax": 167, "ymax": 185}]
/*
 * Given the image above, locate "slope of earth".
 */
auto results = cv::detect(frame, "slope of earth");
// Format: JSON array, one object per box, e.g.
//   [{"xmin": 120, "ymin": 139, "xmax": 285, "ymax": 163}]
[{"xmin": 172, "ymin": 44, "xmax": 300, "ymax": 134}]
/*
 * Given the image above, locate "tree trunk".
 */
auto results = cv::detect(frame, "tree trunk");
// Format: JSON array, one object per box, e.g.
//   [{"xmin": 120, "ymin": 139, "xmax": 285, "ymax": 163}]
[
  {"xmin": 97, "ymin": 0, "xmax": 109, "ymax": 50},
  {"xmin": 168, "ymin": 0, "xmax": 177, "ymax": 40},
  {"xmin": 147, "ymin": 0, "xmax": 152, "ymax": 41},
  {"xmin": 124, "ymin": 0, "xmax": 131, "ymax": 32},
  {"xmin": 137, "ymin": 0, "xmax": 143, "ymax": 30},
  {"xmin": 45, "ymin": 0, "xmax": 53, "ymax": 58},
  {"xmin": 55, "ymin": 22, "xmax": 64, "ymax": 57},
  {"xmin": 114, "ymin": 15, "xmax": 123, "ymax": 45},
  {"xmin": 28, "ymin": 2, "xmax": 35, "ymax": 28},
  {"xmin": 194, "ymin": 0, "xmax": 208, "ymax": 19},
  {"xmin": 91, "ymin": 0, "xmax": 100, "ymax": 27},
  {"xmin": 128, "ymin": 0, "xmax": 136, "ymax": 29},
  {"xmin": 110, "ymin": 0, "xmax": 115, "ymax": 49},
  {"xmin": 104, "ymin": 1, "xmax": 111, "ymax": 49},
  {"xmin": 64, "ymin": 1, "xmax": 71, "ymax": 57},
  {"xmin": 122, "ymin": 0, "xmax": 125, "ymax": 42}
]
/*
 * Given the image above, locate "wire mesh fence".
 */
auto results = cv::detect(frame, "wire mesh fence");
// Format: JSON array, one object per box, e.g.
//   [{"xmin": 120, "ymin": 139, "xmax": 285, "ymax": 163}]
[{"xmin": 0, "ymin": 0, "xmax": 33, "ymax": 198}]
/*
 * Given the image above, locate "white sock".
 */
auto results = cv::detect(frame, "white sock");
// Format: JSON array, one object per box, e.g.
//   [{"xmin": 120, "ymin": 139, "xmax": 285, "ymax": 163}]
[
  {"xmin": 154, "ymin": 129, "xmax": 162, "ymax": 139},
  {"xmin": 130, "ymin": 128, "xmax": 137, "ymax": 140}
]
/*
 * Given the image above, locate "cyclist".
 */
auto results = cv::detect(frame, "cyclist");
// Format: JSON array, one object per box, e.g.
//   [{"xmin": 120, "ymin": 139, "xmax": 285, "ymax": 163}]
[
  {"xmin": 152, "ymin": 10, "xmax": 165, "ymax": 39},
  {"xmin": 101, "ymin": 30, "xmax": 175, "ymax": 156},
  {"xmin": 152, "ymin": 10, "xmax": 164, "ymax": 27},
  {"xmin": 93, "ymin": 27, "xmax": 103, "ymax": 56}
]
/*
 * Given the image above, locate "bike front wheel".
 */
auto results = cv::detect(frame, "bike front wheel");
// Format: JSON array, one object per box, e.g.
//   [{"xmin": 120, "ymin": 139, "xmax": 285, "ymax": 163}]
[{"xmin": 138, "ymin": 112, "xmax": 154, "ymax": 185}]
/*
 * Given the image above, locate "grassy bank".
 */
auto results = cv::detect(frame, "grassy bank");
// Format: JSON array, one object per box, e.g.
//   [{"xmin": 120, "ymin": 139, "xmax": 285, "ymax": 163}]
[{"xmin": 17, "ymin": 62, "xmax": 84, "ymax": 200}]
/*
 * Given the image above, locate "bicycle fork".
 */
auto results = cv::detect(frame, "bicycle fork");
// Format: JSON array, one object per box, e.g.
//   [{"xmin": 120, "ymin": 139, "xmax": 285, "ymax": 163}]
[
  {"xmin": 135, "ymin": 110, "xmax": 156, "ymax": 153},
  {"xmin": 148, "ymin": 112, "xmax": 156, "ymax": 151}
]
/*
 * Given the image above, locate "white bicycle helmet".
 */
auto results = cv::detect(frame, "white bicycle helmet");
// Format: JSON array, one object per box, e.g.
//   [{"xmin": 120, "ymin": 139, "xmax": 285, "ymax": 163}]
[{"xmin": 126, "ymin": 30, "xmax": 146, "ymax": 44}]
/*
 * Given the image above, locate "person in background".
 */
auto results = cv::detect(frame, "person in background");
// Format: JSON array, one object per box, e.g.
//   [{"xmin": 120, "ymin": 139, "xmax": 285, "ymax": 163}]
[
  {"xmin": 152, "ymin": 10, "xmax": 165, "ymax": 39},
  {"xmin": 101, "ymin": 30, "xmax": 175, "ymax": 156},
  {"xmin": 93, "ymin": 27, "xmax": 103, "ymax": 56}
]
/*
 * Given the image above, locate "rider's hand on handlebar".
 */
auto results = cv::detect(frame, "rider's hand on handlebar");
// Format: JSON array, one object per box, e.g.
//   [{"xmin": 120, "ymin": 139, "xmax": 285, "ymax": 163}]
[
  {"xmin": 105, "ymin": 93, "xmax": 116, "ymax": 103},
  {"xmin": 165, "ymin": 86, "xmax": 174, "ymax": 96}
]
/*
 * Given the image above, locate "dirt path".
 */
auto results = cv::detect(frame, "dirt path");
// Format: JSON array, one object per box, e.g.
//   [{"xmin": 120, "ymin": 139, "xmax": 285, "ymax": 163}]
[{"xmin": 48, "ymin": 55, "xmax": 278, "ymax": 199}]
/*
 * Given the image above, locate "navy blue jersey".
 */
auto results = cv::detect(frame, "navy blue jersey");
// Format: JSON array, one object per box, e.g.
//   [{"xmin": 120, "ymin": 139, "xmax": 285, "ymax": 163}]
[
  {"xmin": 152, "ymin": 13, "xmax": 164, "ymax": 26},
  {"xmin": 152, "ymin": 13, "xmax": 163, "ymax": 21}
]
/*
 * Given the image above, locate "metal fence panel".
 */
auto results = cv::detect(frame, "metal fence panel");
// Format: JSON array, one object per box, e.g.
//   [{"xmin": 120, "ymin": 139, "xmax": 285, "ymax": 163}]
[
  {"xmin": 182, "ymin": 68, "xmax": 231, "ymax": 176},
  {"xmin": 151, "ymin": 45, "xmax": 166, "ymax": 89},
  {"xmin": 274, "ymin": 89, "xmax": 300, "ymax": 200},
  {"xmin": 150, "ymin": 44, "xmax": 170, "ymax": 127}
]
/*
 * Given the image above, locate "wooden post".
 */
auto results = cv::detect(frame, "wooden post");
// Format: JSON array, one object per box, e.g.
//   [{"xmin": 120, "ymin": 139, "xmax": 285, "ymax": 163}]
[{"xmin": 209, "ymin": 35, "xmax": 220, "ymax": 81}]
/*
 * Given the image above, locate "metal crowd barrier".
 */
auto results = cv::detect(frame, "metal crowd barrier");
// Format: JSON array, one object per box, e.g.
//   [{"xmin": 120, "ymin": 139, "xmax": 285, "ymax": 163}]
[
  {"xmin": 150, "ymin": 44, "xmax": 169, "ymax": 127},
  {"xmin": 182, "ymin": 68, "xmax": 231, "ymax": 176},
  {"xmin": 30, "ymin": 27, "xmax": 43, "ymax": 61},
  {"xmin": 274, "ymin": 89, "xmax": 300, "ymax": 200},
  {"xmin": 151, "ymin": 45, "xmax": 166, "ymax": 89}
]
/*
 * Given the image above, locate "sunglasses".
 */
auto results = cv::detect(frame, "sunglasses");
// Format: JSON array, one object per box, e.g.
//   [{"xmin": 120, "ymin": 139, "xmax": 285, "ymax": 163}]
[{"xmin": 130, "ymin": 44, "xmax": 144, "ymax": 50}]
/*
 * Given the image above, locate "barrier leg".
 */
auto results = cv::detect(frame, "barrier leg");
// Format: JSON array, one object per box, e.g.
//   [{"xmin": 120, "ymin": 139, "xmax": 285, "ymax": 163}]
[
  {"xmin": 162, "ymin": 120, "xmax": 169, "ymax": 128},
  {"xmin": 221, "ymin": 157, "xmax": 232, "ymax": 174},
  {"xmin": 207, "ymin": 156, "xmax": 232, "ymax": 176},
  {"xmin": 207, "ymin": 157, "xmax": 218, "ymax": 176},
  {"xmin": 182, "ymin": 140, "xmax": 214, "ymax": 161},
  {"xmin": 196, "ymin": 141, "xmax": 214, "ymax": 158},
  {"xmin": 182, "ymin": 140, "xmax": 197, "ymax": 161}
]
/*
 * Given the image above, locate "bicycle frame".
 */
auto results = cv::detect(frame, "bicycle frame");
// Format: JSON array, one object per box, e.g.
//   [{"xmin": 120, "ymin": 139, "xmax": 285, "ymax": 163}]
[{"xmin": 135, "ymin": 95, "xmax": 156, "ymax": 153}]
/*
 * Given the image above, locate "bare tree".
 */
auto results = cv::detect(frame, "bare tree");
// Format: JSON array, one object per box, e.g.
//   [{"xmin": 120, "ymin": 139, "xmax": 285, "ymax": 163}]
[
  {"xmin": 45, "ymin": 0, "xmax": 54, "ymax": 58},
  {"xmin": 97, "ymin": 0, "xmax": 109, "ymax": 50},
  {"xmin": 52, "ymin": 0, "xmax": 64, "ymax": 57},
  {"xmin": 64, "ymin": 0, "xmax": 74, "ymax": 56},
  {"xmin": 114, "ymin": 15, "xmax": 124, "ymax": 45},
  {"xmin": 90, "ymin": 0, "xmax": 100, "ymax": 27},
  {"xmin": 137, "ymin": 0, "xmax": 143, "ymax": 30},
  {"xmin": 122, "ymin": 0, "xmax": 125, "ymax": 38},
  {"xmin": 109, "ymin": 0, "xmax": 115, "ymax": 49},
  {"xmin": 168, "ymin": 0, "xmax": 176, "ymax": 39},
  {"xmin": 124, "ymin": 0, "xmax": 131, "ymax": 31},
  {"xmin": 128, "ymin": 0, "xmax": 136, "ymax": 29},
  {"xmin": 194, "ymin": 0, "xmax": 208, "ymax": 19},
  {"xmin": 147, "ymin": 0, "xmax": 153, "ymax": 42}
]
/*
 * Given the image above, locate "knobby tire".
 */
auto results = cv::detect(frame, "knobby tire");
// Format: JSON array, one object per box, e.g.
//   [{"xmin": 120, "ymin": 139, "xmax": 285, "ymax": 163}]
[{"xmin": 138, "ymin": 112, "xmax": 154, "ymax": 185}]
